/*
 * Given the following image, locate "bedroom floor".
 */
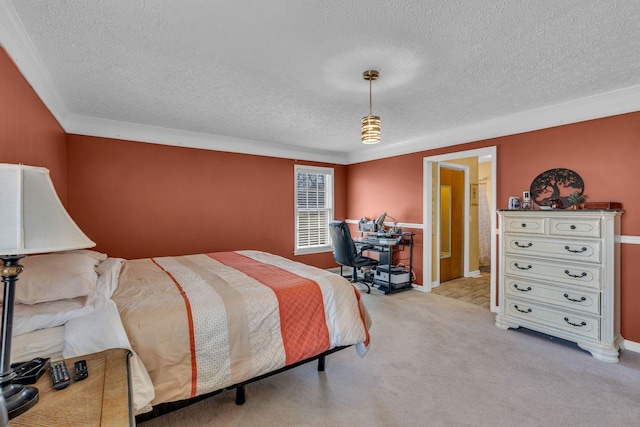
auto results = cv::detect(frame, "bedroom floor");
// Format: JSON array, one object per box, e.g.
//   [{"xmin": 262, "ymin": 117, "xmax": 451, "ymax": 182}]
[
  {"xmin": 138, "ymin": 283, "xmax": 640, "ymax": 427},
  {"xmin": 429, "ymin": 267, "xmax": 491, "ymax": 308}
]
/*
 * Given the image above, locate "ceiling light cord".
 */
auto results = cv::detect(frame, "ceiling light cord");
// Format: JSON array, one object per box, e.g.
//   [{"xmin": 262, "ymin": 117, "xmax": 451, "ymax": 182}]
[{"xmin": 369, "ymin": 76, "xmax": 373, "ymax": 116}]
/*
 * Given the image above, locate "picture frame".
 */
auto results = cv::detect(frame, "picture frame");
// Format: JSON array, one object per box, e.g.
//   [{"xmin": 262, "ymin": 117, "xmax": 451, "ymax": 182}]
[{"xmin": 470, "ymin": 183, "xmax": 478, "ymax": 205}]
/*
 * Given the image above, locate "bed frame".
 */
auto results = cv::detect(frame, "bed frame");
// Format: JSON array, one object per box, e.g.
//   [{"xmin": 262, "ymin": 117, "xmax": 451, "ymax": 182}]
[{"xmin": 135, "ymin": 345, "xmax": 347, "ymax": 422}]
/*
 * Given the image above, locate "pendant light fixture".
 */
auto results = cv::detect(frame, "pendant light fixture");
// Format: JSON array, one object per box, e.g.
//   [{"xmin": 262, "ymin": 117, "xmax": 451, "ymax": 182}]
[{"xmin": 361, "ymin": 70, "xmax": 380, "ymax": 144}]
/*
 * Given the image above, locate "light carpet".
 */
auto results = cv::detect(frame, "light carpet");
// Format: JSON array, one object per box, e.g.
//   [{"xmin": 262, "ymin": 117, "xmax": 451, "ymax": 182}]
[{"xmin": 139, "ymin": 289, "xmax": 640, "ymax": 426}]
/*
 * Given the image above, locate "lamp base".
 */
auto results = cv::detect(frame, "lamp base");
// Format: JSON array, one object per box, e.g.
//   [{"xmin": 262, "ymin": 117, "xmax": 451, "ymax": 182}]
[{"xmin": 2, "ymin": 382, "xmax": 39, "ymax": 419}]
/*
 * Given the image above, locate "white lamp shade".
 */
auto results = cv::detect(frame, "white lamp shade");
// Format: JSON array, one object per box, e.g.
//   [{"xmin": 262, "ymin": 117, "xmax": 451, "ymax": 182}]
[{"xmin": 0, "ymin": 164, "xmax": 95, "ymax": 255}]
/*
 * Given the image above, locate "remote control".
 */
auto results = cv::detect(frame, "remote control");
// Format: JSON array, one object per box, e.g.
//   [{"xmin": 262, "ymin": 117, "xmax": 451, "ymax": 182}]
[
  {"xmin": 50, "ymin": 360, "xmax": 71, "ymax": 390},
  {"xmin": 74, "ymin": 359, "xmax": 88, "ymax": 381}
]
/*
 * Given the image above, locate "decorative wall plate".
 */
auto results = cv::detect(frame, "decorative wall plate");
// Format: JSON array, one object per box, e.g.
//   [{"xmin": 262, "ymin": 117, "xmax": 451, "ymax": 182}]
[{"xmin": 530, "ymin": 168, "xmax": 584, "ymax": 208}]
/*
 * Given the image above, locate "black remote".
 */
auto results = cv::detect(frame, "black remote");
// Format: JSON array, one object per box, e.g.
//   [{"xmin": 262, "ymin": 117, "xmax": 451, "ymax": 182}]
[
  {"xmin": 74, "ymin": 359, "xmax": 88, "ymax": 381},
  {"xmin": 11, "ymin": 357, "xmax": 50, "ymax": 384},
  {"xmin": 50, "ymin": 360, "xmax": 71, "ymax": 390}
]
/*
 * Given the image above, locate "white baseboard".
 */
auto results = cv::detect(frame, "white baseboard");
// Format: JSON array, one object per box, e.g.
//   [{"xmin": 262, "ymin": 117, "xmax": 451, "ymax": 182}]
[
  {"xmin": 623, "ymin": 339, "xmax": 640, "ymax": 354},
  {"xmin": 466, "ymin": 270, "xmax": 481, "ymax": 278}
]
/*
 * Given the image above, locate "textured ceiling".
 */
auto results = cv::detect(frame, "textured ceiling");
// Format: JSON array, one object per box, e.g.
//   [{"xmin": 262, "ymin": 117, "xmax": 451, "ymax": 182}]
[{"xmin": 1, "ymin": 1, "xmax": 640, "ymax": 163}]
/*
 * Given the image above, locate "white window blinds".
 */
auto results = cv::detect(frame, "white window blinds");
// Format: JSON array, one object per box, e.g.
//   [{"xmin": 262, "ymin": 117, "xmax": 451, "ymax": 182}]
[{"xmin": 294, "ymin": 165, "xmax": 333, "ymax": 254}]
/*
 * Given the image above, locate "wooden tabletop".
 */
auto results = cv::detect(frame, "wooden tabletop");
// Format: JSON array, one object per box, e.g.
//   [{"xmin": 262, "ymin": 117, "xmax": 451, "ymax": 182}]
[{"xmin": 9, "ymin": 348, "xmax": 133, "ymax": 427}]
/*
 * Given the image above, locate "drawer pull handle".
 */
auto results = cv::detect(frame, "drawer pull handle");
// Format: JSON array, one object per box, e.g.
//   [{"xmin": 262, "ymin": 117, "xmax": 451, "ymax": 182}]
[
  {"xmin": 570, "ymin": 225, "xmax": 577, "ymax": 230},
  {"xmin": 564, "ymin": 270, "xmax": 587, "ymax": 278},
  {"xmin": 514, "ymin": 263, "xmax": 532, "ymax": 270},
  {"xmin": 514, "ymin": 284, "xmax": 532, "ymax": 292},
  {"xmin": 564, "ymin": 317, "xmax": 587, "ymax": 327},
  {"xmin": 514, "ymin": 305, "xmax": 532, "ymax": 314},
  {"xmin": 515, "ymin": 242, "xmax": 532, "ymax": 248},
  {"xmin": 564, "ymin": 245, "xmax": 587, "ymax": 253},
  {"xmin": 521, "ymin": 223, "xmax": 527, "ymax": 228},
  {"xmin": 564, "ymin": 293, "xmax": 587, "ymax": 303}
]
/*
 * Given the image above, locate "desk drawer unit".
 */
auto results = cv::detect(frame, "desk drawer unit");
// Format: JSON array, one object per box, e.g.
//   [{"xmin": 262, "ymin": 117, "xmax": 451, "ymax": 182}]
[{"xmin": 496, "ymin": 210, "xmax": 622, "ymax": 363}]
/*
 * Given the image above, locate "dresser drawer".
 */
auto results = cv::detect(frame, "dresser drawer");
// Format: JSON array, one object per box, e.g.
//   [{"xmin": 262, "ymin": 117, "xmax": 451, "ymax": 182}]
[
  {"xmin": 504, "ymin": 277, "xmax": 600, "ymax": 315},
  {"xmin": 504, "ymin": 298, "xmax": 600, "ymax": 340},
  {"xmin": 503, "ymin": 235, "xmax": 601, "ymax": 263},
  {"xmin": 502, "ymin": 216, "xmax": 546, "ymax": 234},
  {"xmin": 504, "ymin": 256, "xmax": 601, "ymax": 289},
  {"xmin": 550, "ymin": 217, "xmax": 600, "ymax": 238}
]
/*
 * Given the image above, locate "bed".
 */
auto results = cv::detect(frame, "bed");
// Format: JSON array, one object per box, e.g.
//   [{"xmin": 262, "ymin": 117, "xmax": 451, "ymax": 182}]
[{"xmin": 8, "ymin": 249, "xmax": 371, "ymax": 417}]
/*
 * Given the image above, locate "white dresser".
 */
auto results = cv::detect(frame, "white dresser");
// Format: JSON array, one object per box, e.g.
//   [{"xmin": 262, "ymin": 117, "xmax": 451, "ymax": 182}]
[{"xmin": 495, "ymin": 210, "xmax": 623, "ymax": 362}]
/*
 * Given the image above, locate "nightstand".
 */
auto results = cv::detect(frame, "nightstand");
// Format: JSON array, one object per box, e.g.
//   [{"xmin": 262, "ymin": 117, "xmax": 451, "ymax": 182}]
[{"xmin": 9, "ymin": 348, "xmax": 134, "ymax": 426}]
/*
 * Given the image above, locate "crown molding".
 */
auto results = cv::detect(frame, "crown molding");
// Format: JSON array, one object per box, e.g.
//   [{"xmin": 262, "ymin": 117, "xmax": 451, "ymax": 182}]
[
  {"xmin": 51, "ymin": 83, "xmax": 640, "ymax": 166},
  {"xmin": 346, "ymin": 85, "xmax": 640, "ymax": 164},
  {"xmin": 65, "ymin": 115, "xmax": 348, "ymax": 164}
]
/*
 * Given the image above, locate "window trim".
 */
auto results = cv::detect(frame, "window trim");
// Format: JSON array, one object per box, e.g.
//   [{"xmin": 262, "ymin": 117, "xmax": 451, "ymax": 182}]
[{"xmin": 294, "ymin": 165, "xmax": 334, "ymax": 255}]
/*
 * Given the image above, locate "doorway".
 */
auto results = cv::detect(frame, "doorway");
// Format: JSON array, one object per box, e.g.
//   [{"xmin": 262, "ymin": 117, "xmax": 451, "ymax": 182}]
[{"xmin": 421, "ymin": 147, "xmax": 498, "ymax": 313}]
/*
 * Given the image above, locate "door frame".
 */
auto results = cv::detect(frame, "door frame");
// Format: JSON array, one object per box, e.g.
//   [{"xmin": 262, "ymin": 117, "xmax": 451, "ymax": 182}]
[{"xmin": 421, "ymin": 146, "xmax": 498, "ymax": 313}]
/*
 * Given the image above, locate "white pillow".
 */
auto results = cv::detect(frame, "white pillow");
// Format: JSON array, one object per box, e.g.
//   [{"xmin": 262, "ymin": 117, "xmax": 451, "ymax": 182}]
[
  {"xmin": 5, "ymin": 252, "xmax": 101, "ymax": 306},
  {"xmin": 0, "ymin": 251, "xmax": 107, "ymax": 336}
]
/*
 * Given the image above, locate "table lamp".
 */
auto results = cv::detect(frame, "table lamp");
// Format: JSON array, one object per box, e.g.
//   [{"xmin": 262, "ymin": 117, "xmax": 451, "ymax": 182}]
[{"xmin": 0, "ymin": 163, "xmax": 95, "ymax": 418}]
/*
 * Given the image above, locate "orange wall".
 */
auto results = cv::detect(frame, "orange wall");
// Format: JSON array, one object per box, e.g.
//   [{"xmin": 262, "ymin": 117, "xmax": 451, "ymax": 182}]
[
  {"xmin": 347, "ymin": 154, "xmax": 426, "ymax": 284},
  {"xmin": 66, "ymin": 135, "xmax": 346, "ymax": 267},
  {"xmin": 0, "ymin": 48, "xmax": 67, "ymax": 200},
  {"xmin": 347, "ymin": 112, "xmax": 640, "ymax": 342}
]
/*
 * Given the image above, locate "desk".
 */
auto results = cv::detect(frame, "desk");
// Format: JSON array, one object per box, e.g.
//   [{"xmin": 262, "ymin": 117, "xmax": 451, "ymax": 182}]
[
  {"xmin": 354, "ymin": 232, "xmax": 413, "ymax": 294},
  {"xmin": 9, "ymin": 349, "xmax": 133, "ymax": 427}
]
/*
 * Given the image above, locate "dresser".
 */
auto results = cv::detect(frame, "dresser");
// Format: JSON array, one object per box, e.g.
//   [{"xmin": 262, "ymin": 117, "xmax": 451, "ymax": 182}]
[{"xmin": 495, "ymin": 210, "xmax": 623, "ymax": 362}]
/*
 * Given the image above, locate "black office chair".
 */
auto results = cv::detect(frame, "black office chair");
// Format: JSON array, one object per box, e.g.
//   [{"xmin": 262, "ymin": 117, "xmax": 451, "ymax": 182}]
[{"xmin": 329, "ymin": 221, "xmax": 379, "ymax": 293}]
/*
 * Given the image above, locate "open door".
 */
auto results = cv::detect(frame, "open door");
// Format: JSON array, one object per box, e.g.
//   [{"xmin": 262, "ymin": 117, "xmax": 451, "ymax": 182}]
[{"xmin": 439, "ymin": 167, "xmax": 464, "ymax": 282}]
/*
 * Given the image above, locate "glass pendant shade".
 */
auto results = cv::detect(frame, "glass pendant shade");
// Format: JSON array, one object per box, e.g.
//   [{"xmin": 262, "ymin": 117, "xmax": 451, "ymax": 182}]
[{"xmin": 361, "ymin": 115, "xmax": 381, "ymax": 144}]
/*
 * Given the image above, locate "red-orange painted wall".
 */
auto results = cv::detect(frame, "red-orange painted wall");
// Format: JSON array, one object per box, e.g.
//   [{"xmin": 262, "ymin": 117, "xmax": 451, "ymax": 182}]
[
  {"xmin": 347, "ymin": 153, "xmax": 426, "ymax": 284},
  {"xmin": 66, "ymin": 135, "xmax": 346, "ymax": 268},
  {"xmin": 0, "ymin": 48, "xmax": 67, "ymax": 201},
  {"xmin": 347, "ymin": 112, "xmax": 640, "ymax": 342}
]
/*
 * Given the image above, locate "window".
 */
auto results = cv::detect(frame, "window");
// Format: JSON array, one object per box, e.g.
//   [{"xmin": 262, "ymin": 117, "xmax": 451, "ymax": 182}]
[{"xmin": 294, "ymin": 165, "xmax": 334, "ymax": 255}]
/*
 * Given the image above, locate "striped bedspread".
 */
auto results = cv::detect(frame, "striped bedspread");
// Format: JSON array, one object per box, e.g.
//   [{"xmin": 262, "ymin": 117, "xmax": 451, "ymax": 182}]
[{"xmin": 112, "ymin": 250, "xmax": 370, "ymax": 407}]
